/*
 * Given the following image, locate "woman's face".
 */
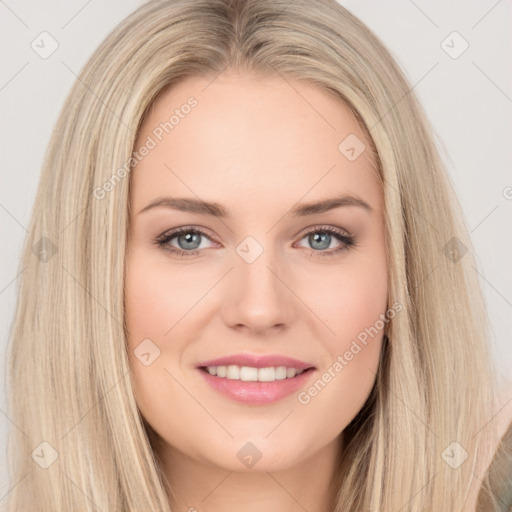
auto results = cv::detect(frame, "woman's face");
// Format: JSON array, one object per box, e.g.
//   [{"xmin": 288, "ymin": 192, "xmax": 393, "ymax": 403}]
[{"xmin": 125, "ymin": 71, "xmax": 388, "ymax": 473}]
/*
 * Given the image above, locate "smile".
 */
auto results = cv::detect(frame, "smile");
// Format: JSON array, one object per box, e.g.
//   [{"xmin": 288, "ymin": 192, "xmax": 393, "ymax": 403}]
[
  {"xmin": 197, "ymin": 366, "xmax": 316, "ymax": 405},
  {"xmin": 201, "ymin": 364, "xmax": 308, "ymax": 381}
]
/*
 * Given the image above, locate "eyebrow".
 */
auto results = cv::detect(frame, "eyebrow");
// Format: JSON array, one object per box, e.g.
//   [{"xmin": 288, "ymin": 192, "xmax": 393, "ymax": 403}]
[{"xmin": 137, "ymin": 194, "xmax": 373, "ymax": 217}]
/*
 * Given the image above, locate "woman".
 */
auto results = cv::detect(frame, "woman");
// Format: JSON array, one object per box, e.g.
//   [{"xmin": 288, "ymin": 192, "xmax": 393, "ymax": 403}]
[{"xmin": 4, "ymin": 0, "xmax": 506, "ymax": 510}]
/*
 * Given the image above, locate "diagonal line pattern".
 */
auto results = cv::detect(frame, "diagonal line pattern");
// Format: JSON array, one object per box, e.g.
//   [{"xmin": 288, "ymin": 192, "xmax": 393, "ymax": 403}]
[
  {"xmin": 163, "ymin": 267, "xmax": 234, "ymax": 337},
  {"xmin": 470, "ymin": 205, "xmax": 499, "ymax": 233},
  {"xmin": 266, "ymin": 164, "xmax": 337, "ymax": 234},
  {"xmin": 271, "ymin": 67, "xmax": 336, "ymax": 130},
  {"xmin": 61, "ymin": 61, "xmax": 130, "ymax": 128},
  {"xmin": 369, "ymin": 62, "xmax": 439, "ymax": 131},
  {"xmin": 0, "ymin": 265, "xmax": 27, "ymax": 296},
  {"xmin": 61, "ymin": 470, "xmax": 105, "ymax": 512},
  {"xmin": 397, "ymin": 472, "xmax": 439, "ymax": 511},
  {"xmin": 467, "ymin": 470, "xmax": 510, "ymax": 509},
  {"xmin": 471, "ymin": 393, "xmax": 512, "ymax": 440},
  {"xmin": 0, "ymin": 471, "xmax": 30, "ymax": 503},
  {"xmin": 163, "ymin": 368, "xmax": 234, "ymax": 438},
  {"xmin": 62, "ymin": 370, "xmax": 131, "ymax": 439},
  {"xmin": 471, "ymin": 0, "xmax": 504, "ymax": 30},
  {"xmin": 0, "ymin": 203, "xmax": 28, "ymax": 232},
  {"xmin": 472, "ymin": 61, "xmax": 512, "ymax": 104},
  {"xmin": 0, "ymin": 407, "xmax": 30, "ymax": 439},
  {"xmin": 0, "ymin": 62, "xmax": 29, "ymax": 92},
  {"xmin": 472, "ymin": 266, "xmax": 512, "ymax": 308},
  {"xmin": 0, "ymin": 0, "xmax": 29, "ymax": 28},
  {"xmin": 408, "ymin": 0, "xmax": 439, "ymax": 29},
  {"xmin": 164, "ymin": 163, "xmax": 234, "ymax": 234},
  {"xmin": 265, "ymin": 471, "xmax": 311, "ymax": 512},
  {"xmin": 403, "ymin": 194, "xmax": 440, "ymax": 234},
  {"xmin": 368, "ymin": 368, "xmax": 439, "ymax": 439},
  {"xmin": 61, "ymin": 0, "xmax": 93, "ymax": 29},
  {"xmin": 200, "ymin": 64, "xmax": 230, "ymax": 93},
  {"xmin": 265, "ymin": 410, "xmax": 294, "ymax": 438},
  {"xmin": 266, "ymin": 266, "xmax": 336, "ymax": 335},
  {"xmin": 414, "ymin": 265, "xmax": 439, "ymax": 291},
  {"xmin": 201, "ymin": 471, "xmax": 234, "ymax": 502},
  {"xmin": 61, "ymin": 265, "xmax": 124, "ymax": 327},
  {"xmin": 60, "ymin": 204, "xmax": 88, "ymax": 234}
]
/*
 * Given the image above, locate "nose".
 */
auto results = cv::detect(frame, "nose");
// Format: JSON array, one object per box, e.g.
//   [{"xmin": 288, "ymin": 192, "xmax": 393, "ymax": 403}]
[{"xmin": 220, "ymin": 245, "xmax": 296, "ymax": 335}]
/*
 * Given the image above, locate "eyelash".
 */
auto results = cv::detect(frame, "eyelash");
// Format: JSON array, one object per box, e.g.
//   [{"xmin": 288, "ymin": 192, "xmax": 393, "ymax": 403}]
[{"xmin": 154, "ymin": 225, "xmax": 356, "ymax": 258}]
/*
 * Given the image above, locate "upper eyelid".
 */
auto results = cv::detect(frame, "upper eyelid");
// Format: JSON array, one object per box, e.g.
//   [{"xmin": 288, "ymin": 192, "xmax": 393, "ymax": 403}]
[
  {"xmin": 159, "ymin": 224, "xmax": 352, "ymax": 245},
  {"xmin": 160, "ymin": 225, "xmax": 217, "ymax": 240}
]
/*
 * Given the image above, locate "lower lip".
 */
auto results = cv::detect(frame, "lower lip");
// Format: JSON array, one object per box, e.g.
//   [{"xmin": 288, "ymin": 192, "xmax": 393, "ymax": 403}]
[{"xmin": 197, "ymin": 368, "xmax": 316, "ymax": 405}]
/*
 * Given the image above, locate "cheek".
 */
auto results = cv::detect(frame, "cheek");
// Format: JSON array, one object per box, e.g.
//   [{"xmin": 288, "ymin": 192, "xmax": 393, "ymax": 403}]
[
  {"xmin": 124, "ymin": 249, "xmax": 207, "ymax": 343},
  {"xmin": 294, "ymin": 252, "xmax": 388, "ymax": 431},
  {"xmin": 124, "ymin": 250, "xmax": 192, "ymax": 409},
  {"xmin": 306, "ymin": 250, "xmax": 388, "ymax": 345},
  {"xmin": 330, "ymin": 270, "xmax": 387, "ymax": 341}
]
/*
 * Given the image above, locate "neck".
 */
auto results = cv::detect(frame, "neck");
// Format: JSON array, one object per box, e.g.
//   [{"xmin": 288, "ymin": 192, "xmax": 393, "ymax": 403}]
[{"xmin": 154, "ymin": 434, "xmax": 343, "ymax": 512}]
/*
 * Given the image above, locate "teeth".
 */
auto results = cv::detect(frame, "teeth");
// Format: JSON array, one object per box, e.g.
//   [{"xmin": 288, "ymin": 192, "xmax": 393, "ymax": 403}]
[
  {"xmin": 240, "ymin": 366, "xmax": 258, "ymax": 381},
  {"xmin": 286, "ymin": 367, "xmax": 297, "ymax": 378},
  {"xmin": 204, "ymin": 365, "xmax": 306, "ymax": 382},
  {"xmin": 226, "ymin": 365, "xmax": 240, "ymax": 379}
]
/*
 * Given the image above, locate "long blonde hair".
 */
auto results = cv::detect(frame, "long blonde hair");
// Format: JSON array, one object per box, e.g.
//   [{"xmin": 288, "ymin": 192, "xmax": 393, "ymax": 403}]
[{"xmin": 4, "ymin": 0, "xmax": 499, "ymax": 510}]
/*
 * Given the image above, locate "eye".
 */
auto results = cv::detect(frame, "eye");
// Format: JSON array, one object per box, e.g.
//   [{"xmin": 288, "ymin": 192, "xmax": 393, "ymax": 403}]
[
  {"xmin": 154, "ymin": 224, "xmax": 356, "ymax": 258},
  {"xmin": 295, "ymin": 225, "xmax": 356, "ymax": 257},
  {"xmin": 155, "ymin": 226, "xmax": 217, "ymax": 257}
]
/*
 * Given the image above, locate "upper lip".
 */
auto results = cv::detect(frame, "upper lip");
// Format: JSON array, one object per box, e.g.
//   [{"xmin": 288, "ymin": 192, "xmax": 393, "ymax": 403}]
[{"xmin": 196, "ymin": 353, "xmax": 316, "ymax": 371}]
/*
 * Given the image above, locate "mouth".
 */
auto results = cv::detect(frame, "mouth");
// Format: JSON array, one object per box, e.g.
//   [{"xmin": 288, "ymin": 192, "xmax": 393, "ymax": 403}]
[
  {"xmin": 196, "ymin": 364, "xmax": 317, "ymax": 405},
  {"xmin": 198, "ymin": 365, "xmax": 316, "ymax": 382}
]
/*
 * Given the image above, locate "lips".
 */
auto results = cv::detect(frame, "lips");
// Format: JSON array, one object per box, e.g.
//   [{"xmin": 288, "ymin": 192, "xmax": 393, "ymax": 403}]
[
  {"xmin": 195, "ymin": 353, "xmax": 317, "ymax": 404},
  {"xmin": 195, "ymin": 353, "xmax": 316, "ymax": 371}
]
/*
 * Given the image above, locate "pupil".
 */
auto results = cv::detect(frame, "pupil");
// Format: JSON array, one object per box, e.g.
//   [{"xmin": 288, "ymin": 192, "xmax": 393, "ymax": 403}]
[
  {"xmin": 176, "ymin": 231, "xmax": 332, "ymax": 251},
  {"xmin": 179, "ymin": 232, "xmax": 200, "ymax": 250},
  {"xmin": 310, "ymin": 232, "xmax": 330, "ymax": 250}
]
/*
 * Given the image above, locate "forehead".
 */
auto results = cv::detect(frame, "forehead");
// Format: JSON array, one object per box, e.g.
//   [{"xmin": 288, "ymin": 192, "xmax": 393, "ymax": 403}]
[{"xmin": 130, "ymin": 72, "xmax": 381, "ymax": 213}]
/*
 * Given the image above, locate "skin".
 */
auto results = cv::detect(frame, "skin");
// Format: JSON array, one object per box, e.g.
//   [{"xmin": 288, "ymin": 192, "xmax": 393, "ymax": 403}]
[{"xmin": 124, "ymin": 70, "xmax": 388, "ymax": 512}]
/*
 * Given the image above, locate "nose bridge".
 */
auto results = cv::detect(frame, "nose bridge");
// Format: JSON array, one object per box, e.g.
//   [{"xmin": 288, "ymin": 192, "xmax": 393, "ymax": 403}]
[
  {"xmin": 236, "ymin": 235, "xmax": 285, "ymax": 303},
  {"xmin": 221, "ymin": 235, "xmax": 295, "ymax": 331}
]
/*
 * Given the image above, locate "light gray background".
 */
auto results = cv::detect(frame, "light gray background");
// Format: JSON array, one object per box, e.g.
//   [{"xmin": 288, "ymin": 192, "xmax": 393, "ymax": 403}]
[{"xmin": 1, "ymin": 0, "xmax": 511, "ymax": 499}]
